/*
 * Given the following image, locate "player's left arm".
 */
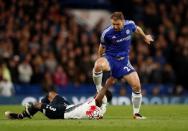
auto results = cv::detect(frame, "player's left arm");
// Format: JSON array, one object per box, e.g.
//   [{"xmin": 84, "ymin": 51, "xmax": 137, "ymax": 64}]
[{"xmin": 135, "ymin": 26, "xmax": 154, "ymax": 45}]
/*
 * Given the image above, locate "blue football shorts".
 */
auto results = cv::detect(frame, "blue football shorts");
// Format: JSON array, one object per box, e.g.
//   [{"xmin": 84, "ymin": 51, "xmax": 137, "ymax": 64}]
[{"xmin": 105, "ymin": 55, "xmax": 135, "ymax": 79}]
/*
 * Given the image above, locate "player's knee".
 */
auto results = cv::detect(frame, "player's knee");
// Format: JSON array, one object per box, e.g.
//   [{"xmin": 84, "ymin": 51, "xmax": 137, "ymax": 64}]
[
  {"xmin": 94, "ymin": 61, "xmax": 103, "ymax": 72},
  {"xmin": 94, "ymin": 58, "xmax": 110, "ymax": 72},
  {"xmin": 132, "ymin": 84, "xmax": 141, "ymax": 93}
]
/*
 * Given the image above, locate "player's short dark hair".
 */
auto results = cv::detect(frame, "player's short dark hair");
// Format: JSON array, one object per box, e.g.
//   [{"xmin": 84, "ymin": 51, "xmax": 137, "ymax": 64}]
[{"xmin": 111, "ymin": 12, "xmax": 125, "ymax": 20}]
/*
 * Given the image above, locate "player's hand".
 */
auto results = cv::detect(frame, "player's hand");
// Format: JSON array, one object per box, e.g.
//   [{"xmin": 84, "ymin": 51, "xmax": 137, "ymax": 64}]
[{"xmin": 144, "ymin": 35, "xmax": 154, "ymax": 45}]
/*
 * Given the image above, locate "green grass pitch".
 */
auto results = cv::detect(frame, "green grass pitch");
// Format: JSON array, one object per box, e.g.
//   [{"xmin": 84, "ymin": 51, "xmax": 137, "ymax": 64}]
[{"xmin": 0, "ymin": 105, "xmax": 188, "ymax": 131}]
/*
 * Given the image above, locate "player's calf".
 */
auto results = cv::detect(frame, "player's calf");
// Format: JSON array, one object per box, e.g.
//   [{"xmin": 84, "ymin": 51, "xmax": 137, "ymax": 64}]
[
  {"xmin": 5, "ymin": 102, "xmax": 39, "ymax": 120},
  {"xmin": 5, "ymin": 111, "xmax": 24, "ymax": 119}
]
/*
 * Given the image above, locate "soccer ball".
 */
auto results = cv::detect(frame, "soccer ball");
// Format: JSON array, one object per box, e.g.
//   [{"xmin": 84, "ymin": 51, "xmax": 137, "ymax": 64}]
[{"xmin": 86, "ymin": 105, "xmax": 102, "ymax": 119}]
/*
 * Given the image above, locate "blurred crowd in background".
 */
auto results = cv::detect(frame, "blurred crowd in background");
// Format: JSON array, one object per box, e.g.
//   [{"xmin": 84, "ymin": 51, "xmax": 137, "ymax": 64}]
[{"xmin": 0, "ymin": 0, "xmax": 187, "ymax": 96}]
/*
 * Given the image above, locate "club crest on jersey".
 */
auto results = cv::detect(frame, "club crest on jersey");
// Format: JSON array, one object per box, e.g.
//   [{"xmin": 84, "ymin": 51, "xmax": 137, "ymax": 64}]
[{"xmin": 126, "ymin": 29, "xmax": 130, "ymax": 34}]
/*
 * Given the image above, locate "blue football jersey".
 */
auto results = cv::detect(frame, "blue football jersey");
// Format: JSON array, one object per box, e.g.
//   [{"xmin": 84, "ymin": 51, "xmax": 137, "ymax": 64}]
[{"xmin": 100, "ymin": 20, "xmax": 137, "ymax": 58}]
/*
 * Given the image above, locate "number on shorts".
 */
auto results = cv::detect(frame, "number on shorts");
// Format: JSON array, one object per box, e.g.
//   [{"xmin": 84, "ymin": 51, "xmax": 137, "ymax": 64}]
[{"xmin": 123, "ymin": 66, "xmax": 131, "ymax": 72}]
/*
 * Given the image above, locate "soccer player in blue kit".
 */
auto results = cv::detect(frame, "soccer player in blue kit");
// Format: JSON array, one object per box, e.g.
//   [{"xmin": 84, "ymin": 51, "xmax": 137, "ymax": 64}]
[{"xmin": 93, "ymin": 12, "xmax": 154, "ymax": 119}]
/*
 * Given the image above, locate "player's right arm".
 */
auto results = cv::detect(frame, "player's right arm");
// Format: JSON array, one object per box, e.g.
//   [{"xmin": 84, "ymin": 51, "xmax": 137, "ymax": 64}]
[
  {"xmin": 97, "ymin": 44, "xmax": 105, "ymax": 58},
  {"xmin": 98, "ymin": 25, "xmax": 112, "ymax": 58}
]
